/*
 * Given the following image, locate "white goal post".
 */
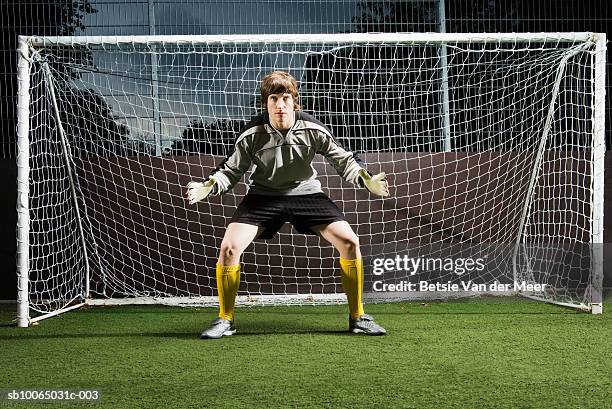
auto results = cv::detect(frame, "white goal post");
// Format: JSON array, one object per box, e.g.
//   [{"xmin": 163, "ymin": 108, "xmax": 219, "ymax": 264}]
[{"xmin": 16, "ymin": 33, "xmax": 606, "ymax": 327}]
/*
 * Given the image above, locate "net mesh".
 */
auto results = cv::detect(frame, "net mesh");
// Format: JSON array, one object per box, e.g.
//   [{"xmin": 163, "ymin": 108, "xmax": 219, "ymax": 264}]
[{"xmin": 22, "ymin": 35, "xmax": 603, "ymax": 315}]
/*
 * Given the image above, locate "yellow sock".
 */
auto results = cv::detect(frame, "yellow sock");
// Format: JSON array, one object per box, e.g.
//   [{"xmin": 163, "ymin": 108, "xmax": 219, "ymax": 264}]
[
  {"xmin": 216, "ymin": 263, "xmax": 240, "ymax": 321},
  {"xmin": 339, "ymin": 257, "xmax": 365, "ymax": 319}
]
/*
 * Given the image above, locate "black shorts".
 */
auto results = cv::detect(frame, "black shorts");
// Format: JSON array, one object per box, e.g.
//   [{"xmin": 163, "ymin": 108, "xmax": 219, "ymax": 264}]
[{"xmin": 229, "ymin": 193, "xmax": 346, "ymax": 240}]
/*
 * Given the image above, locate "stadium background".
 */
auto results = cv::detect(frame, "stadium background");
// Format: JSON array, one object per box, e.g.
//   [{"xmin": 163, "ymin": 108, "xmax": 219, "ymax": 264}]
[{"xmin": 0, "ymin": 0, "xmax": 611, "ymax": 300}]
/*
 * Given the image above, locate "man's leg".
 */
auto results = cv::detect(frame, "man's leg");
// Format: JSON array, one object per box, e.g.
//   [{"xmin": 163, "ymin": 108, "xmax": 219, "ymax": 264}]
[
  {"xmin": 312, "ymin": 220, "xmax": 363, "ymax": 317},
  {"xmin": 312, "ymin": 220, "xmax": 386, "ymax": 335},
  {"xmin": 216, "ymin": 222, "xmax": 261, "ymax": 320},
  {"xmin": 202, "ymin": 222, "xmax": 261, "ymax": 339}
]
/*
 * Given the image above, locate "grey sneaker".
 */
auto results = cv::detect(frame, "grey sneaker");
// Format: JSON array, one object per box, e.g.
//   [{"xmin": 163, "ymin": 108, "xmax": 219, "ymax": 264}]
[
  {"xmin": 349, "ymin": 314, "xmax": 387, "ymax": 336},
  {"xmin": 200, "ymin": 318, "xmax": 236, "ymax": 339}
]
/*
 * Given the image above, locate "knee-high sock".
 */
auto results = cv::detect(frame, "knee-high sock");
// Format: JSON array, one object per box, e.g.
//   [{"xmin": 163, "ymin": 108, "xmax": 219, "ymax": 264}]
[
  {"xmin": 339, "ymin": 257, "xmax": 364, "ymax": 319},
  {"xmin": 217, "ymin": 264, "xmax": 240, "ymax": 321}
]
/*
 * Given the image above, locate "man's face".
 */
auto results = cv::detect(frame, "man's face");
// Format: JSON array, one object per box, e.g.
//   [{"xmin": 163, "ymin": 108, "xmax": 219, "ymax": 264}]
[{"xmin": 267, "ymin": 92, "xmax": 296, "ymax": 131}]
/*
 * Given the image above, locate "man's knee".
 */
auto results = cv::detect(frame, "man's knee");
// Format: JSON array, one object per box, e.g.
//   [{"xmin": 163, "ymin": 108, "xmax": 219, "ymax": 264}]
[
  {"xmin": 340, "ymin": 235, "xmax": 360, "ymax": 257},
  {"xmin": 219, "ymin": 240, "xmax": 241, "ymax": 262}
]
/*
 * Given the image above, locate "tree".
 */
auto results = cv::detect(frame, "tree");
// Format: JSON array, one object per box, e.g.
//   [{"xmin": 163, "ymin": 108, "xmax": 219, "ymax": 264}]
[
  {"xmin": 2, "ymin": 1, "xmax": 97, "ymax": 157},
  {"xmin": 59, "ymin": 88, "xmax": 132, "ymax": 156},
  {"xmin": 350, "ymin": 0, "xmax": 438, "ymax": 33},
  {"xmin": 172, "ymin": 119, "xmax": 245, "ymax": 156},
  {"xmin": 7, "ymin": 1, "xmax": 145, "ymax": 157},
  {"xmin": 304, "ymin": 1, "xmax": 441, "ymax": 152}
]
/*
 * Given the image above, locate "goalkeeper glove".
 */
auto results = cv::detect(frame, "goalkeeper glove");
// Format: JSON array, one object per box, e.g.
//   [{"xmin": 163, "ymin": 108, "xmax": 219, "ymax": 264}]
[
  {"xmin": 358, "ymin": 168, "xmax": 389, "ymax": 197},
  {"xmin": 186, "ymin": 178, "xmax": 217, "ymax": 204}
]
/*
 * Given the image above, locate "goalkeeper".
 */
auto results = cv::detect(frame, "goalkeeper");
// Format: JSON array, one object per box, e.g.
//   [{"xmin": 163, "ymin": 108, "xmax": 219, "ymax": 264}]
[{"xmin": 187, "ymin": 71, "xmax": 389, "ymax": 338}]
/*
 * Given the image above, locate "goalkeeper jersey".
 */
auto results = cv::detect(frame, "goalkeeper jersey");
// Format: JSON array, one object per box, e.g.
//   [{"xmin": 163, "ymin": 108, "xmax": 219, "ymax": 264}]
[{"xmin": 210, "ymin": 111, "xmax": 364, "ymax": 196}]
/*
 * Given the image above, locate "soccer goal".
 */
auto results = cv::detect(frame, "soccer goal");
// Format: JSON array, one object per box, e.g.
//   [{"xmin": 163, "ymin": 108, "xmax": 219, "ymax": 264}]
[{"xmin": 16, "ymin": 33, "xmax": 606, "ymax": 326}]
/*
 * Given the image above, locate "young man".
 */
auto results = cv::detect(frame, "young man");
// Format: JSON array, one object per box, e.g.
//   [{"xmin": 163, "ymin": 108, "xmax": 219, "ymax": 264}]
[{"xmin": 186, "ymin": 71, "xmax": 389, "ymax": 338}]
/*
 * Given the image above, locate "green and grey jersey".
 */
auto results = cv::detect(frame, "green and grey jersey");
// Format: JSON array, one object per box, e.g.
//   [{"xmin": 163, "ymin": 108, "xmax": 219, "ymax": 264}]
[{"xmin": 210, "ymin": 111, "xmax": 364, "ymax": 196}]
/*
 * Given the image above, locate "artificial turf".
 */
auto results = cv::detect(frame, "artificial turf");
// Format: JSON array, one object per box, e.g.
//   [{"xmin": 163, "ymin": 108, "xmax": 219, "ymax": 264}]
[{"xmin": 0, "ymin": 298, "xmax": 610, "ymax": 409}]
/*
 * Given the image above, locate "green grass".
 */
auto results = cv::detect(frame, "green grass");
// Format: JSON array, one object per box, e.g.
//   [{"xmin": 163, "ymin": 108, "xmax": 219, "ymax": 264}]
[{"xmin": 0, "ymin": 299, "xmax": 610, "ymax": 409}]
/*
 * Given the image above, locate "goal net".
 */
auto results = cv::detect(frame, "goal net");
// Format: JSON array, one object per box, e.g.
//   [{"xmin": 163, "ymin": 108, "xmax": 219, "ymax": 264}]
[{"xmin": 16, "ymin": 33, "xmax": 606, "ymax": 326}]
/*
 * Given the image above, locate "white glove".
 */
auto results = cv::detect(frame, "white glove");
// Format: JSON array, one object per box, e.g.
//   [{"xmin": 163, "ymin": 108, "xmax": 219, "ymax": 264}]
[
  {"xmin": 186, "ymin": 178, "xmax": 217, "ymax": 204},
  {"xmin": 358, "ymin": 169, "xmax": 389, "ymax": 197}
]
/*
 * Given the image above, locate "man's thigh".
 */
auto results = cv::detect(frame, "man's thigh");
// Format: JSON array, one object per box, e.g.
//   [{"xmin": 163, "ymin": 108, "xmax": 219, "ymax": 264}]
[
  {"xmin": 310, "ymin": 220, "xmax": 358, "ymax": 247},
  {"xmin": 222, "ymin": 222, "xmax": 263, "ymax": 251}
]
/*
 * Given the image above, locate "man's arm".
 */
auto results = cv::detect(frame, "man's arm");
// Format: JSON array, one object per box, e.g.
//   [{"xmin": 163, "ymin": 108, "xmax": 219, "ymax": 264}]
[
  {"xmin": 186, "ymin": 137, "xmax": 253, "ymax": 204},
  {"xmin": 317, "ymin": 131, "xmax": 389, "ymax": 197},
  {"xmin": 209, "ymin": 137, "xmax": 253, "ymax": 194},
  {"xmin": 316, "ymin": 131, "xmax": 362, "ymax": 185}
]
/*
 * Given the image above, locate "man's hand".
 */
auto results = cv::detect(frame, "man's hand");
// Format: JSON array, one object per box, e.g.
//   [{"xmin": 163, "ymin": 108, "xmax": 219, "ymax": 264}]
[
  {"xmin": 358, "ymin": 169, "xmax": 389, "ymax": 197},
  {"xmin": 186, "ymin": 178, "xmax": 217, "ymax": 204}
]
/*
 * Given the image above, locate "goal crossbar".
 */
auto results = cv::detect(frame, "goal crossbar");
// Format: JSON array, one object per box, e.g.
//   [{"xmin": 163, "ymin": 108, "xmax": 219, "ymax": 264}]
[{"xmin": 22, "ymin": 32, "xmax": 599, "ymax": 47}]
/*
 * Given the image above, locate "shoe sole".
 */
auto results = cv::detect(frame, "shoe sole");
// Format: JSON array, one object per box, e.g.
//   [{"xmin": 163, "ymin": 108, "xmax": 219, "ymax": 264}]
[
  {"xmin": 351, "ymin": 328, "xmax": 387, "ymax": 336},
  {"xmin": 201, "ymin": 329, "xmax": 236, "ymax": 339}
]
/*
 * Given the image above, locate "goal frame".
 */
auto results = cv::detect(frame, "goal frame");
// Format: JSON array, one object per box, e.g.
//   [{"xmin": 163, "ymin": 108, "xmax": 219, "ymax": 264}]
[{"xmin": 16, "ymin": 32, "xmax": 606, "ymax": 327}]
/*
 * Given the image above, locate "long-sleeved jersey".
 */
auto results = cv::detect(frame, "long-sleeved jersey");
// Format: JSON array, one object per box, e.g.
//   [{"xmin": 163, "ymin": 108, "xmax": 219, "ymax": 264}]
[{"xmin": 210, "ymin": 111, "xmax": 364, "ymax": 196}]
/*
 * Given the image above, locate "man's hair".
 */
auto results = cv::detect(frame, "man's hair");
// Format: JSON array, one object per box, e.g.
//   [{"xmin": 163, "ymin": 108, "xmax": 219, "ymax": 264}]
[{"xmin": 260, "ymin": 71, "xmax": 301, "ymax": 111}]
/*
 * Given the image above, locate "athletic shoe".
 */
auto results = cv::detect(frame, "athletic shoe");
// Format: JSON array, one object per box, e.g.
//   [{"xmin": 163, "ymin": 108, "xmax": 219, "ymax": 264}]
[
  {"xmin": 200, "ymin": 318, "xmax": 236, "ymax": 339},
  {"xmin": 349, "ymin": 314, "xmax": 387, "ymax": 336}
]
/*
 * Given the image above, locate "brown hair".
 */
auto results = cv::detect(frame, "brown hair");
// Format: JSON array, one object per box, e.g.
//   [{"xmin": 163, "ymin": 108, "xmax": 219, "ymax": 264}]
[{"xmin": 260, "ymin": 71, "xmax": 301, "ymax": 111}]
